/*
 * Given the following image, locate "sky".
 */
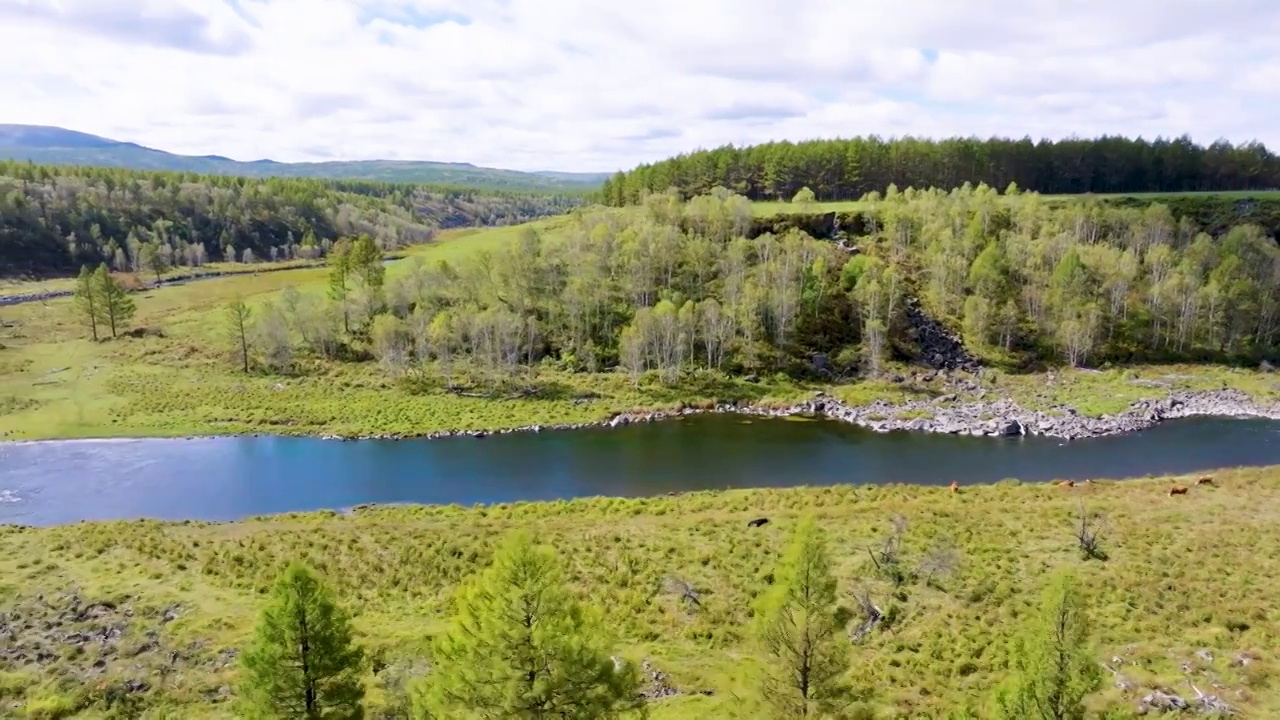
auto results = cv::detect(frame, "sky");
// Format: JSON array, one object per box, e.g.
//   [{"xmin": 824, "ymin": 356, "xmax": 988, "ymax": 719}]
[{"xmin": 3, "ymin": 0, "xmax": 1280, "ymax": 173}]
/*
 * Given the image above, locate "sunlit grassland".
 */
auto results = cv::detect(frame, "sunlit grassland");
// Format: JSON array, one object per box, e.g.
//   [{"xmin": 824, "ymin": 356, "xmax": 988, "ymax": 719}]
[
  {"xmin": 751, "ymin": 200, "xmax": 867, "ymax": 216},
  {"xmin": 2, "ymin": 467, "xmax": 1278, "ymax": 717},
  {"xmin": 990, "ymin": 364, "xmax": 1280, "ymax": 416}
]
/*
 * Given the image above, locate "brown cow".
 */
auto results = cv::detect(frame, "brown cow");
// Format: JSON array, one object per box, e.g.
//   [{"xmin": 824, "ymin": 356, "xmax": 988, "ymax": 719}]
[
  {"xmin": 1057, "ymin": 480, "xmax": 1075, "ymax": 488},
  {"xmin": 1169, "ymin": 485, "xmax": 1189, "ymax": 496},
  {"xmin": 1196, "ymin": 476, "xmax": 1214, "ymax": 486},
  {"xmin": 949, "ymin": 481, "xmax": 960, "ymax": 494}
]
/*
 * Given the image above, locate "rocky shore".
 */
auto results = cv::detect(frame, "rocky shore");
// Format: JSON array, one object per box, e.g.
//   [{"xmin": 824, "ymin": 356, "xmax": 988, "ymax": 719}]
[{"xmin": 321, "ymin": 387, "xmax": 1280, "ymax": 443}]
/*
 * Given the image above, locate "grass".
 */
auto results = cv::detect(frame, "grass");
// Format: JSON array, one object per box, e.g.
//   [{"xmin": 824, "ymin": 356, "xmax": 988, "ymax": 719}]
[
  {"xmin": 988, "ymin": 365, "xmax": 1280, "ymax": 417},
  {"xmin": 751, "ymin": 200, "xmax": 867, "ymax": 216},
  {"xmin": 2, "ymin": 466, "xmax": 1278, "ymax": 717}
]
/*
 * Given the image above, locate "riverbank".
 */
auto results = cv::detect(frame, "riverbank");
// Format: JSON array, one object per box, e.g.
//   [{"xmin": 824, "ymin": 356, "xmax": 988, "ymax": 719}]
[
  {"xmin": 3, "ymin": 355, "xmax": 1280, "ymax": 443},
  {"xmin": 303, "ymin": 385, "xmax": 1280, "ymax": 443},
  {"xmin": 2, "ymin": 466, "xmax": 1277, "ymax": 717}
]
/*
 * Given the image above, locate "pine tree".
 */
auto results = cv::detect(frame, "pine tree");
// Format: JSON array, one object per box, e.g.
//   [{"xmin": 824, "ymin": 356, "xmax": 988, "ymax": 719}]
[
  {"xmin": 73, "ymin": 265, "xmax": 100, "ymax": 341},
  {"xmin": 349, "ymin": 235, "xmax": 385, "ymax": 291},
  {"xmin": 328, "ymin": 238, "xmax": 353, "ymax": 333},
  {"xmin": 93, "ymin": 264, "xmax": 135, "ymax": 338},
  {"xmin": 992, "ymin": 572, "xmax": 1103, "ymax": 720},
  {"xmin": 416, "ymin": 531, "xmax": 643, "ymax": 719},
  {"xmin": 755, "ymin": 516, "xmax": 852, "ymax": 718},
  {"xmin": 238, "ymin": 562, "xmax": 365, "ymax": 719}
]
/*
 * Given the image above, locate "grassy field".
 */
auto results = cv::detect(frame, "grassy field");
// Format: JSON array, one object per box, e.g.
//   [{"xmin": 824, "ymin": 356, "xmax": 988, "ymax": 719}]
[
  {"xmin": 3, "ymin": 216, "xmax": 1279, "ymax": 442},
  {"xmin": 2, "ymin": 466, "xmax": 1277, "ymax": 717}
]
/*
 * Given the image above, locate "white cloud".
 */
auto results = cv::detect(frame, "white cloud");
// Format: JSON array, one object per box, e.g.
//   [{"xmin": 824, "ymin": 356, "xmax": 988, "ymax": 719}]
[{"xmin": 1, "ymin": 0, "xmax": 1278, "ymax": 172}]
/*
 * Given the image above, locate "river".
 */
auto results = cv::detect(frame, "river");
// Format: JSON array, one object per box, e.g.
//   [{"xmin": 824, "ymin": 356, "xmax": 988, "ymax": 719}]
[{"xmin": 1, "ymin": 415, "xmax": 1278, "ymax": 526}]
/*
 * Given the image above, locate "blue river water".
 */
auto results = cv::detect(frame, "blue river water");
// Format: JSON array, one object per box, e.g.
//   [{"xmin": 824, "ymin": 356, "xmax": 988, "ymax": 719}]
[{"xmin": 2, "ymin": 415, "xmax": 1278, "ymax": 526}]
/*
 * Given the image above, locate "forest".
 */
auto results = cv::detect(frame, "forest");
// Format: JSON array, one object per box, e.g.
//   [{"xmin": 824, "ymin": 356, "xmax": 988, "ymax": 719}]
[
  {"xmin": 599, "ymin": 135, "xmax": 1280, "ymax": 204},
  {"xmin": 185, "ymin": 185, "xmax": 1280, "ymax": 390},
  {"xmin": 0, "ymin": 161, "xmax": 582, "ymax": 277}
]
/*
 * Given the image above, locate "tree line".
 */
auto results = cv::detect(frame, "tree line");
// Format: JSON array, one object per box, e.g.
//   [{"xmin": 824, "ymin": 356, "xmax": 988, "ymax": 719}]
[
  {"xmin": 599, "ymin": 135, "xmax": 1280, "ymax": 204},
  {"xmin": 0, "ymin": 161, "xmax": 583, "ymax": 277},
  {"xmin": 180, "ymin": 187, "xmax": 1280, "ymax": 391},
  {"xmin": 237, "ymin": 520, "xmax": 1101, "ymax": 718}
]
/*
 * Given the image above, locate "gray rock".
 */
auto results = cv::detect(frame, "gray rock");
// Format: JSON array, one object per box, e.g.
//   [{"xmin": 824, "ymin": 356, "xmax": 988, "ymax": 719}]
[{"xmin": 1139, "ymin": 690, "xmax": 1189, "ymax": 713}]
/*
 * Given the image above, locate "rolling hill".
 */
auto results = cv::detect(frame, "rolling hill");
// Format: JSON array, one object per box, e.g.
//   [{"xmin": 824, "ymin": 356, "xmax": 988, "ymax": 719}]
[{"xmin": 0, "ymin": 124, "xmax": 611, "ymax": 191}]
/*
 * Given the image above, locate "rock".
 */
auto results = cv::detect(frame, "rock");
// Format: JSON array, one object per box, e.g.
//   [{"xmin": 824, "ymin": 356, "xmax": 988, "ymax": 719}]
[
  {"xmin": 1195, "ymin": 649, "xmax": 1213, "ymax": 663},
  {"xmin": 638, "ymin": 659, "xmax": 679, "ymax": 699},
  {"xmin": 996, "ymin": 419, "xmax": 1023, "ymax": 437},
  {"xmin": 161, "ymin": 604, "xmax": 181, "ymax": 624},
  {"xmin": 1139, "ymin": 690, "xmax": 1189, "ymax": 713},
  {"xmin": 905, "ymin": 299, "xmax": 982, "ymax": 372}
]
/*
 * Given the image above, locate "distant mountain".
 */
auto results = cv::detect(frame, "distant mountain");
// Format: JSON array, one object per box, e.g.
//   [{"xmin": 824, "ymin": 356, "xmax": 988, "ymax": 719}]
[{"xmin": 0, "ymin": 125, "xmax": 611, "ymax": 192}]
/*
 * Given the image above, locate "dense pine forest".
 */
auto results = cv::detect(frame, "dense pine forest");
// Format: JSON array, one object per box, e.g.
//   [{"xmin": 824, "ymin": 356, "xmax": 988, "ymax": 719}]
[
  {"xmin": 600, "ymin": 135, "xmax": 1280, "ymax": 203},
  {"xmin": 0, "ymin": 161, "xmax": 582, "ymax": 277},
  {"xmin": 214, "ymin": 185, "xmax": 1280, "ymax": 387}
]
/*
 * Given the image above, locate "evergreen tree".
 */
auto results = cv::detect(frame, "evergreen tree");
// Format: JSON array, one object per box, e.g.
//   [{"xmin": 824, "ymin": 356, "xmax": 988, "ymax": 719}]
[
  {"xmin": 73, "ymin": 264, "xmax": 101, "ymax": 341},
  {"xmin": 349, "ymin": 235, "xmax": 386, "ymax": 291},
  {"xmin": 755, "ymin": 516, "xmax": 852, "ymax": 718},
  {"xmin": 416, "ymin": 531, "xmax": 643, "ymax": 719},
  {"xmin": 328, "ymin": 238, "xmax": 353, "ymax": 333},
  {"xmin": 238, "ymin": 562, "xmax": 366, "ymax": 719},
  {"xmin": 93, "ymin": 263, "xmax": 135, "ymax": 338},
  {"xmin": 992, "ymin": 572, "xmax": 1102, "ymax": 720}
]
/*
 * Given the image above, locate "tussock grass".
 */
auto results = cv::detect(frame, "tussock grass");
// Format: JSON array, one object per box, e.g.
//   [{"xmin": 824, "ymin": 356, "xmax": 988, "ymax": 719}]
[{"xmin": 2, "ymin": 467, "xmax": 1278, "ymax": 717}]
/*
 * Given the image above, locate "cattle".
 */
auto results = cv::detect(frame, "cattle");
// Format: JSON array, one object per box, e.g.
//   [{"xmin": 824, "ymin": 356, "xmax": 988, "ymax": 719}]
[
  {"xmin": 1057, "ymin": 480, "xmax": 1075, "ymax": 488},
  {"xmin": 747, "ymin": 517, "xmax": 769, "ymax": 528},
  {"xmin": 949, "ymin": 481, "xmax": 960, "ymax": 494},
  {"xmin": 1169, "ymin": 485, "xmax": 1189, "ymax": 496},
  {"xmin": 1196, "ymin": 476, "xmax": 1215, "ymax": 486}
]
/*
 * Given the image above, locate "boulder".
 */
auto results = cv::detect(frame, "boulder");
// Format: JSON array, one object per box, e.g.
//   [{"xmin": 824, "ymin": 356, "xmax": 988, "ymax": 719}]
[{"xmin": 996, "ymin": 419, "xmax": 1023, "ymax": 437}]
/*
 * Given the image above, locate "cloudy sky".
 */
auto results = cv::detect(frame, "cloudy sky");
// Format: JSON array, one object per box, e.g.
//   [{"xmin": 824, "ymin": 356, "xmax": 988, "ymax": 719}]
[{"xmin": 3, "ymin": 0, "xmax": 1278, "ymax": 172}]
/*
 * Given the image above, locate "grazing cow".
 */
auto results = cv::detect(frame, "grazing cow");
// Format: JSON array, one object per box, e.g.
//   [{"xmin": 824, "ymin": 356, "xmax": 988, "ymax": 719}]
[
  {"xmin": 1169, "ymin": 485, "xmax": 1189, "ymax": 496},
  {"xmin": 1057, "ymin": 480, "xmax": 1075, "ymax": 488},
  {"xmin": 1196, "ymin": 476, "xmax": 1214, "ymax": 486},
  {"xmin": 949, "ymin": 481, "xmax": 960, "ymax": 494},
  {"xmin": 747, "ymin": 517, "xmax": 769, "ymax": 528}
]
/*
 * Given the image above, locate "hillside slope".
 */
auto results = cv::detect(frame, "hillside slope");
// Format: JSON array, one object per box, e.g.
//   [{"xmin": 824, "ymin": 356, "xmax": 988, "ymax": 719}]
[
  {"xmin": 0, "ymin": 124, "xmax": 610, "ymax": 191},
  {"xmin": 0, "ymin": 161, "xmax": 580, "ymax": 277}
]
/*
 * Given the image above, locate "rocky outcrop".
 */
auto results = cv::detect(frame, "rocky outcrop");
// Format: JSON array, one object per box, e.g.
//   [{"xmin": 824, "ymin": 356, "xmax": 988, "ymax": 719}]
[
  {"xmin": 769, "ymin": 388, "xmax": 1280, "ymax": 440},
  {"xmin": 316, "ymin": 387, "xmax": 1280, "ymax": 443},
  {"xmin": 903, "ymin": 299, "xmax": 982, "ymax": 372}
]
